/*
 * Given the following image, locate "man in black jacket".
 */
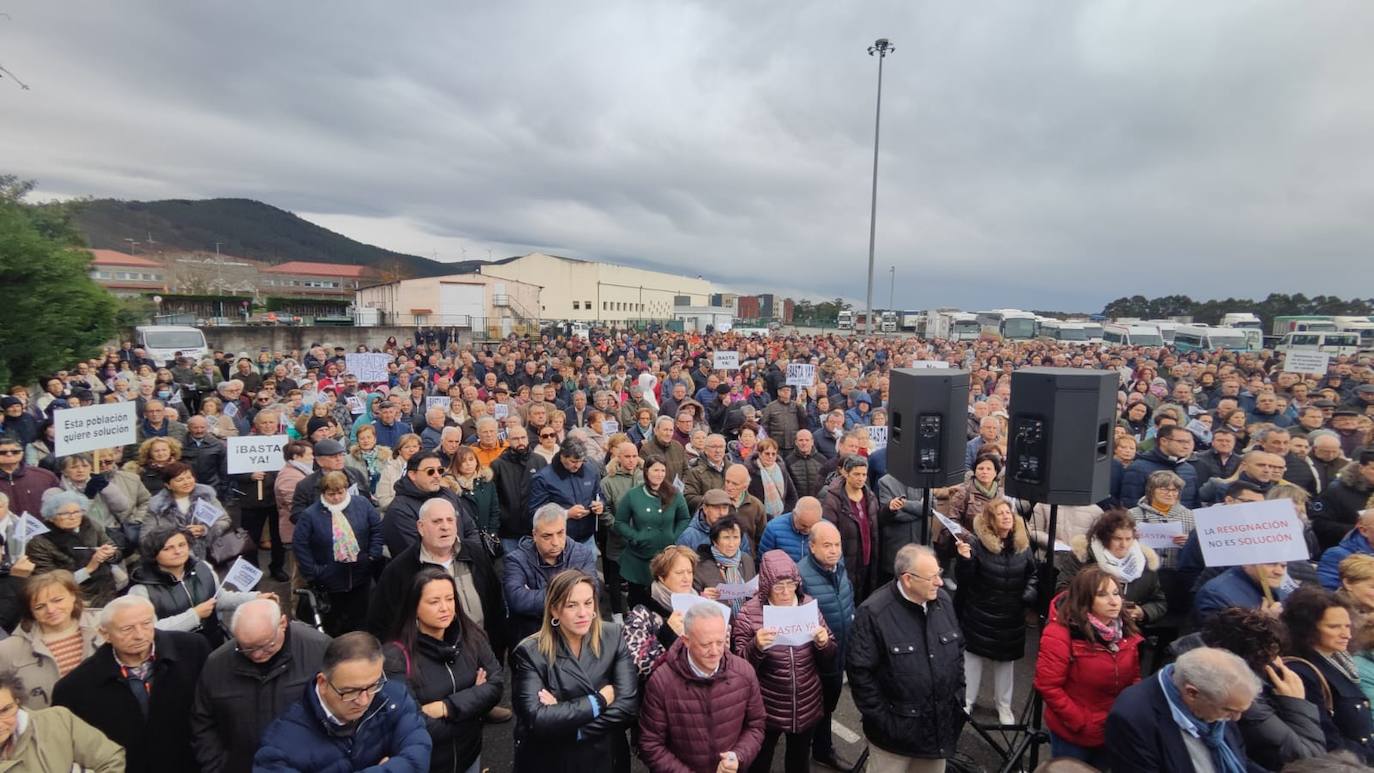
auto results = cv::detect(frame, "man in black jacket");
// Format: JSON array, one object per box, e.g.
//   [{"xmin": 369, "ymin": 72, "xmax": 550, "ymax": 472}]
[
  {"xmin": 490, "ymin": 426, "xmax": 547, "ymax": 553},
  {"xmin": 381, "ymin": 451, "xmax": 478, "ymax": 557},
  {"xmin": 190, "ymin": 598, "xmax": 331, "ymax": 773},
  {"xmin": 289, "ymin": 438, "xmax": 371, "ymax": 523},
  {"xmin": 1191, "ymin": 427, "xmax": 1241, "ymax": 484},
  {"xmin": 53, "ymin": 596, "xmax": 211, "ymax": 773},
  {"xmin": 847, "ymin": 544, "xmax": 966, "ymax": 770}
]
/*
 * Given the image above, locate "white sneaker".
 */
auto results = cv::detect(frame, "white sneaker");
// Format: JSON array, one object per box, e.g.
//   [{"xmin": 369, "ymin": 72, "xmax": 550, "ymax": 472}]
[
  {"xmin": 964, "ymin": 704, "xmax": 974, "ymax": 716},
  {"xmin": 997, "ymin": 707, "xmax": 1016, "ymax": 726}
]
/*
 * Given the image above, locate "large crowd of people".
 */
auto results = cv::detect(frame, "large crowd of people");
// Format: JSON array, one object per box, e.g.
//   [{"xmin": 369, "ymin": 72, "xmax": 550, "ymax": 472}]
[{"xmin": 0, "ymin": 326, "xmax": 1370, "ymax": 772}]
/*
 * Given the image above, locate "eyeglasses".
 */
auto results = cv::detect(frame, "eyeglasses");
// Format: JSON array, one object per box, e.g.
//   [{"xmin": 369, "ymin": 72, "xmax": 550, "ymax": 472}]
[
  {"xmin": 902, "ymin": 569, "xmax": 942, "ymax": 583},
  {"xmin": 235, "ymin": 626, "xmax": 283, "ymax": 656},
  {"xmin": 540, "ymin": 432, "xmax": 557, "ymax": 439},
  {"xmin": 326, "ymin": 673, "xmax": 387, "ymax": 702}
]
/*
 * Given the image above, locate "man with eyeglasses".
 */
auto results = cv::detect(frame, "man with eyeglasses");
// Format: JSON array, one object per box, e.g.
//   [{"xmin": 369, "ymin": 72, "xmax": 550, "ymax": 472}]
[
  {"xmin": 683, "ymin": 433, "xmax": 729, "ymax": 512},
  {"xmin": 0, "ymin": 436, "xmax": 58, "ymax": 519},
  {"xmin": 847, "ymin": 544, "xmax": 966, "ymax": 773},
  {"xmin": 382, "ymin": 450, "xmax": 479, "ymax": 558},
  {"xmin": 1120, "ymin": 424, "xmax": 1201, "ymax": 509},
  {"xmin": 190, "ymin": 598, "xmax": 330, "ymax": 773},
  {"xmin": 255, "ymin": 631, "xmax": 431, "ymax": 771},
  {"xmin": 53, "ymin": 595, "xmax": 211, "ymax": 773}
]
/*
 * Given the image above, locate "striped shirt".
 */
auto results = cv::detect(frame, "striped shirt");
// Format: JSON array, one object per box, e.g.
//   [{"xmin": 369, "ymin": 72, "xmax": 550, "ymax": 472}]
[{"xmin": 45, "ymin": 631, "xmax": 85, "ymax": 677}]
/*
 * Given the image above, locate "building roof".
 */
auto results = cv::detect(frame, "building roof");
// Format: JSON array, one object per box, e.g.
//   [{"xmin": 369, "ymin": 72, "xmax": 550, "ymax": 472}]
[
  {"xmin": 88, "ymin": 249, "xmax": 164, "ymax": 268},
  {"xmin": 261, "ymin": 261, "xmax": 375, "ymax": 278}
]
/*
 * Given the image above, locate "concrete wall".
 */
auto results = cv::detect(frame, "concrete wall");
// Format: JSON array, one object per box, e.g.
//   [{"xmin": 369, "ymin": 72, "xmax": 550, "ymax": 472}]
[{"xmin": 202, "ymin": 326, "xmax": 473, "ymax": 357}]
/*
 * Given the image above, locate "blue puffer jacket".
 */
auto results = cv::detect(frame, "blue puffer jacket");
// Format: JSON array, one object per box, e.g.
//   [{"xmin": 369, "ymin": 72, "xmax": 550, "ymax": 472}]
[
  {"xmin": 758, "ymin": 513, "xmax": 809, "ymax": 564},
  {"xmin": 676, "ymin": 509, "xmax": 754, "ymax": 556},
  {"xmin": 253, "ymin": 678, "xmax": 432, "ymax": 772},
  {"xmin": 501, "ymin": 536, "xmax": 599, "ymax": 643},
  {"xmin": 798, "ymin": 553, "xmax": 855, "ymax": 671},
  {"xmin": 527, "ymin": 457, "xmax": 602, "ymax": 543},
  {"xmin": 1319, "ymin": 529, "xmax": 1374, "ymax": 590},
  {"xmin": 1118, "ymin": 449, "xmax": 1200, "ymax": 509}
]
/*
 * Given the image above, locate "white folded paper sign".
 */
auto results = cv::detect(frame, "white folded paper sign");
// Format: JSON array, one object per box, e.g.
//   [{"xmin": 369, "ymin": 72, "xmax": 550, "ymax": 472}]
[
  {"xmin": 715, "ymin": 576, "xmax": 759, "ymax": 602},
  {"xmin": 933, "ymin": 510, "xmax": 965, "ymax": 538},
  {"xmin": 220, "ymin": 556, "xmax": 263, "ymax": 593},
  {"xmin": 763, "ymin": 600, "xmax": 819, "ymax": 648},
  {"xmin": 1135, "ymin": 520, "xmax": 1185, "ymax": 550},
  {"xmin": 671, "ymin": 593, "xmax": 732, "ymax": 625},
  {"xmin": 191, "ymin": 499, "xmax": 223, "ymax": 527}
]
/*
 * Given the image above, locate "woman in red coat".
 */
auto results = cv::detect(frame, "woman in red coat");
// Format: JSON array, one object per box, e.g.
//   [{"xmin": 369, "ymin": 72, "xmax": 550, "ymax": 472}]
[
  {"xmin": 731, "ymin": 549, "xmax": 836, "ymax": 773},
  {"xmin": 1033, "ymin": 565, "xmax": 1143, "ymax": 768}
]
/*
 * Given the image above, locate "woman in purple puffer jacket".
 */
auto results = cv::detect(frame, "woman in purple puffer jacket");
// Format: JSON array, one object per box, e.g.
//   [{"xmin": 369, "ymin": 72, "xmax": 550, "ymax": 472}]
[{"xmin": 730, "ymin": 549, "xmax": 837, "ymax": 773}]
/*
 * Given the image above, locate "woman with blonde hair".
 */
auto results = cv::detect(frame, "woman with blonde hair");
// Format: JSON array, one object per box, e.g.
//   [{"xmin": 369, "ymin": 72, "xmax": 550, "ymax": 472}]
[
  {"xmin": 346, "ymin": 423, "xmax": 391, "ymax": 494},
  {"xmin": 1337, "ymin": 553, "xmax": 1374, "ymax": 704},
  {"xmin": 444, "ymin": 445, "xmax": 501, "ymax": 538},
  {"xmin": 197, "ymin": 395, "xmax": 239, "ymax": 439},
  {"xmin": 377, "ymin": 433, "xmax": 423, "ymax": 511},
  {"xmin": 511, "ymin": 570, "xmax": 638, "ymax": 772},
  {"xmin": 125, "ymin": 436, "xmax": 183, "ymax": 495}
]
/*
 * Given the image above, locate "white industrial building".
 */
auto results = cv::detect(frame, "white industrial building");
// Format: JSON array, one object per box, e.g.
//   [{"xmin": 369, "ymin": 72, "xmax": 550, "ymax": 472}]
[
  {"xmin": 478, "ymin": 252, "xmax": 716, "ymax": 322},
  {"xmin": 354, "ymin": 273, "xmax": 542, "ymax": 338}
]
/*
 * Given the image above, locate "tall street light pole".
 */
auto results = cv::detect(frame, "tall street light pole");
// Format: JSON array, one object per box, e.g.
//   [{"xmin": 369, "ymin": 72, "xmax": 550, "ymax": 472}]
[
  {"xmin": 864, "ymin": 38, "xmax": 894, "ymax": 336},
  {"xmin": 889, "ymin": 264, "xmax": 895, "ymax": 311}
]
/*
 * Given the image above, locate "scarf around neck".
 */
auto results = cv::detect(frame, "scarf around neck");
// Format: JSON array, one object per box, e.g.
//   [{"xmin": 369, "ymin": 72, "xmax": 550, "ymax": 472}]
[
  {"xmin": 711, "ymin": 546, "xmax": 745, "ymax": 613},
  {"xmin": 1157, "ymin": 665, "xmax": 1246, "ymax": 773},
  {"xmin": 324, "ymin": 494, "xmax": 360, "ymax": 563},
  {"xmin": 649, "ymin": 580, "xmax": 679, "ymax": 613},
  {"xmin": 1087, "ymin": 612, "xmax": 1123, "ymax": 650},
  {"xmin": 1091, "ymin": 538, "xmax": 1146, "ymax": 583}
]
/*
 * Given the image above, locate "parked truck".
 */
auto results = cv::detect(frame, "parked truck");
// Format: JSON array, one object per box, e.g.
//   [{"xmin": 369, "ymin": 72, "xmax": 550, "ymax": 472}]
[{"xmin": 926, "ymin": 309, "xmax": 981, "ymax": 341}]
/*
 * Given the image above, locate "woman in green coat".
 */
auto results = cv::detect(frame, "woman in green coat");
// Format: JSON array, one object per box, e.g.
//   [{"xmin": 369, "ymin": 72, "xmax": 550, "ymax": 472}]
[{"xmin": 614, "ymin": 458, "xmax": 691, "ymax": 609}]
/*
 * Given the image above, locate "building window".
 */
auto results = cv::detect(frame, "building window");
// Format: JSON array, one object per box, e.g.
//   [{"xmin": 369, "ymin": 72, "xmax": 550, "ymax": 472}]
[
  {"xmin": 572, "ymin": 301, "xmax": 579, "ymax": 310},
  {"xmin": 585, "ymin": 300, "xmax": 592, "ymax": 309}
]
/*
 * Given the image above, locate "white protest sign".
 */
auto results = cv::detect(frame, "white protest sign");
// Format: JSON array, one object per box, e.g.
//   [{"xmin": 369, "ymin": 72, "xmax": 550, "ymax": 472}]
[
  {"xmin": 1135, "ymin": 520, "xmax": 1185, "ymax": 550},
  {"xmin": 192, "ymin": 499, "xmax": 224, "ymax": 527},
  {"xmin": 345, "ymin": 353, "xmax": 392, "ymax": 383},
  {"xmin": 220, "ymin": 556, "xmax": 264, "ymax": 592},
  {"xmin": 786, "ymin": 364, "xmax": 816, "ymax": 387},
  {"xmin": 933, "ymin": 510, "xmax": 965, "ymax": 539},
  {"xmin": 673, "ymin": 474, "xmax": 685, "ymax": 493},
  {"xmin": 493, "ymin": 403, "xmax": 509, "ymax": 420},
  {"xmin": 223, "ymin": 401, "xmax": 239, "ymax": 419},
  {"xmin": 602, "ymin": 419, "xmax": 619, "ymax": 435},
  {"xmin": 866, "ymin": 425, "xmax": 888, "ymax": 449},
  {"xmin": 908, "ymin": 360, "xmax": 950, "ymax": 369},
  {"xmin": 1283, "ymin": 351, "xmax": 1331, "ymax": 377},
  {"xmin": 671, "ymin": 593, "xmax": 731, "ymax": 625},
  {"xmin": 346, "ymin": 396, "xmax": 365, "ymax": 414},
  {"xmin": 1054, "ymin": 541, "xmax": 1072, "ymax": 552},
  {"xmin": 53, "ymin": 402, "xmax": 137, "ymax": 456},
  {"xmin": 347, "ymin": 483, "xmax": 360, "ymax": 498},
  {"xmin": 713, "ymin": 351, "xmax": 740, "ymax": 370},
  {"xmin": 18, "ymin": 513, "xmax": 49, "ymax": 542},
  {"xmin": 1194, "ymin": 499, "xmax": 1309, "ymax": 567},
  {"xmin": 763, "ymin": 600, "xmax": 819, "ymax": 648},
  {"xmin": 227, "ymin": 435, "xmax": 288, "ymax": 474},
  {"xmin": 425, "ymin": 396, "xmax": 451, "ymax": 413},
  {"xmin": 715, "ymin": 575, "xmax": 759, "ymax": 603}
]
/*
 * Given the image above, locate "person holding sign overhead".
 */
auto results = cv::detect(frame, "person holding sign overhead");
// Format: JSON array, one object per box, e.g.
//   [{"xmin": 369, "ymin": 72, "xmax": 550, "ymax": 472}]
[
  {"xmin": 729, "ymin": 549, "xmax": 835, "ymax": 773},
  {"xmin": 127, "ymin": 525, "xmax": 271, "ymax": 648}
]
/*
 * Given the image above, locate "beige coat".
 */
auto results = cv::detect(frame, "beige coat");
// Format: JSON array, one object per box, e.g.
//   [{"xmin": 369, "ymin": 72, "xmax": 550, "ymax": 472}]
[
  {"xmin": 0, "ymin": 706, "xmax": 124, "ymax": 772},
  {"xmin": 0, "ymin": 611, "xmax": 104, "ymax": 709}
]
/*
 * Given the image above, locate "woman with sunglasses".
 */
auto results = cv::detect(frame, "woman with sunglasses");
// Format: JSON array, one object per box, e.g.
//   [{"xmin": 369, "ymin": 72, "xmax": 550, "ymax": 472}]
[{"xmin": 532, "ymin": 425, "xmax": 561, "ymax": 464}]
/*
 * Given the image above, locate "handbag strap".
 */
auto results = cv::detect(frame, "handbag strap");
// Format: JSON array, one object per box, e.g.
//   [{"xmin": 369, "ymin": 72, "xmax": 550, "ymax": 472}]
[{"xmin": 1283, "ymin": 656, "xmax": 1333, "ymax": 714}]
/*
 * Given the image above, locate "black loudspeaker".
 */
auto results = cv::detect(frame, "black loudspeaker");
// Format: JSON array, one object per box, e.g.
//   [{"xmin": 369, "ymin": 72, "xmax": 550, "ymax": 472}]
[
  {"xmin": 887, "ymin": 369, "xmax": 971, "ymax": 489},
  {"xmin": 1005, "ymin": 368, "xmax": 1116, "ymax": 505}
]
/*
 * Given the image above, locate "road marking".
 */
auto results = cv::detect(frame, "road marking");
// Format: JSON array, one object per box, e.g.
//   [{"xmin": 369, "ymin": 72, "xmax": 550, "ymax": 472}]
[{"xmin": 832, "ymin": 719, "xmax": 860, "ymax": 745}]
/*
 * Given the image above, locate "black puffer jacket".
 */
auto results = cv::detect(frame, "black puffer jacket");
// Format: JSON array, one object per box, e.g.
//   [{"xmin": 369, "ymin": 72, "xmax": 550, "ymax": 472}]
[
  {"xmin": 785, "ymin": 449, "xmax": 825, "ymax": 499},
  {"xmin": 384, "ymin": 627, "xmax": 504, "ymax": 773},
  {"xmin": 491, "ymin": 445, "xmax": 549, "ymax": 539},
  {"xmin": 953, "ymin": 511, "xmax": 1037, "ymax": 662},
  {"xmin": 846, "ymin": 582, "xmax": 966, "ymax": 759},
  {"xmin": 1313, "ymin": 461, "xmax": 1374, "ymax": 551}
]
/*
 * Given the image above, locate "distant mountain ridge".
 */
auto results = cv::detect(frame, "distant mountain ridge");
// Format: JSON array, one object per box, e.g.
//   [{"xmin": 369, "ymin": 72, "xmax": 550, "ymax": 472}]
[{"xmin": 72, "ymin": 197, "xmax": 458, "ymax": 278}]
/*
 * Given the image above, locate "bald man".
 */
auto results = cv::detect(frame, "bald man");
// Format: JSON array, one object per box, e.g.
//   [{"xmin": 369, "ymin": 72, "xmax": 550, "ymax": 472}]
[
  {"xmin": 191, "ymin": 599, "xmax": 331, "ymax": 773},
  {"xmin": 758, "ymin": 496, "xmax": 823, "ymax": 563},
  {"xmin": 799, "ymin": 519, "xmax": 855, "ymax": 770}
]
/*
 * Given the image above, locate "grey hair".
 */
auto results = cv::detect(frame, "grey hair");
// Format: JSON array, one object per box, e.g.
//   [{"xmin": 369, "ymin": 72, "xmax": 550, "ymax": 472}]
[
  {"xmin": 217, "ymin": 378, "xmax": 244, "ymax": 394},
  {"xmin": 1255, "ymin": 426, "xmax": 1291, "ymax": 443},
  {"xmin": 418, "ymin": 496, "xmax": 456, "ymax": 522},
  {"xmin": 683, "ymin": 600, "xmax": 726, "ymax": 635},
  {"xmin": 230, "ymin": 597, "xmax": 284, "ymax": 633},
  {"xmin": 40, "ymin": 489, "xmax": 91, "ymax": 521},
  {"xmin": 893, "ymin": 543, "xmax": 936, "ymax": 577},
  {"xmin": 98, "ymin": 595, "xmax": 155, "ymax": 628},
  {"xmin": 532, "ymin": 503, "xmax": 567, "ymax": 531},
  {"xmin": 1172, "ymin": 646, "xmax": 1261, "ymax": 703},
  {"xmin": 654, "ymin": 415, "xmax": 675, "ymax": 430},
  {"xmin": 440, "ymin": 426, "xmax": 462, "ymax": 440},
  {"xmin": 475, "ymin": 416, "xmax": 498, "ymax": 431},
  {"xmin": 1144, "ymin": 469, "xmax": 1185, "ymax": 496},
  {"xmin": 426, "ymin": 406, "xmax": 447, "ymax": 420},
  {"xmin": 1307, "ymin": 429, "xmax": 1340, "ymax": 445}
]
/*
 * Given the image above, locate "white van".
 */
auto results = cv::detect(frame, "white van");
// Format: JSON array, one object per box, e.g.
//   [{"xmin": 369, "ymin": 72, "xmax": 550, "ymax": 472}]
[
  {"xmin": 1102, "ymin": 322, "xmax": 1164, "ymax": 347},
  {"xmin": 135, "ymin": 325, "xmax": 209, "ymax": 365},
  {"xmin": 1275, "ymin": 331, "xmax": 1362, "ymax": 357}
]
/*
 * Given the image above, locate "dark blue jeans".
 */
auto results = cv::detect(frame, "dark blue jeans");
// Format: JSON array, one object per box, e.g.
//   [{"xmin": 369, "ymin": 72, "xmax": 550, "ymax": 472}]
[{"xmin": 1048, "ymin": 730, "xmax": 1111, "ymax": 769}]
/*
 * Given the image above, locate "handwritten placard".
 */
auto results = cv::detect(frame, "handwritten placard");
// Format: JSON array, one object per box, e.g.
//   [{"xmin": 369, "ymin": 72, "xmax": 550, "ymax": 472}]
[
  {"xmin": 53, "ymin": 402, "xmax": 137, "ymax": 457},
  {"xmin": 866, "ymin": 425, "xmax": 888, "ymax": 449},
  {"xmin": 763, "ymin": 600, "xmax": 819, "ymax": 648},
  {"xmin": 1194, "ymin": 499, "xmax": 1309, "ymax": 567},
  {"xmin": 715, "ymin": 576, "xmax": 759, "ymax": 602},
  {"xmin": 425, "ymin": 396, "xmax": 451, "ymax": 413},
  {"xmin": 602, "ymin": 419, "xmax": 619, "ymax": 435},
  {"xmin": 1135, "ymin": 520, "xmax": 1185, "ymax": 550},
  {"xmin": 713, "ymin": 351, "xmax": 740, "ymax": 370},
  {"xmin": 493, "ymin": 403, "xmax": 509, "ymax": 420},
  {"xmin": 786, "ymin": 364, "xmax": 816, "ymax": 387},
  {"xmin": 1282, "ymin": 351, "xmax": 1331, "ymax": 377},
  {"xmin": 345, "ymin": 353, "xmax": 392, "ymax": 384}
]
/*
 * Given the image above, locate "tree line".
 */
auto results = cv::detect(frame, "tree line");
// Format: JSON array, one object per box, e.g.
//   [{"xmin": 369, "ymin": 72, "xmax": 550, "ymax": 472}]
[{"xmin": 1101, "ymin": 293, "xmax": 1374, "ymax": 331}]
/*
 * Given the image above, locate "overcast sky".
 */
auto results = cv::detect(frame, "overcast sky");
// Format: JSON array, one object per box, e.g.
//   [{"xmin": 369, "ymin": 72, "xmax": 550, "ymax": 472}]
[{"xmin": 4, "ymin": 1, "xmax": 1372, "ymax": 312}]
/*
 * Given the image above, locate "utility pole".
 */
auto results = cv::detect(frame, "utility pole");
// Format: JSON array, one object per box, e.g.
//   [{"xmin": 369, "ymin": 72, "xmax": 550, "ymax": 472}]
[
  {"xmin": 889, "ymin": 265, "xmax": 895, "ymax": 310},
  {"xmin": 864, "ymin": 38, "xmax": 894, "ymax": 335}
]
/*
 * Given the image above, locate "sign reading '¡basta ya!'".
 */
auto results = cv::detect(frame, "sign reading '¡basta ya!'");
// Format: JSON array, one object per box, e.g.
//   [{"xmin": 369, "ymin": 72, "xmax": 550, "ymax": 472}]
[{"xmin": 227, "ymin": 435, "xmax": 289, "ymax": 475}]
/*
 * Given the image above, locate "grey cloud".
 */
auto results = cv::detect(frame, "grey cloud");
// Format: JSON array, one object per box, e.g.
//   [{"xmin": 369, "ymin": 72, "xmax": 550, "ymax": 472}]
[{"xmin": 3, "ymin": 0, "xmax": 1372, "ymax": 312}]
